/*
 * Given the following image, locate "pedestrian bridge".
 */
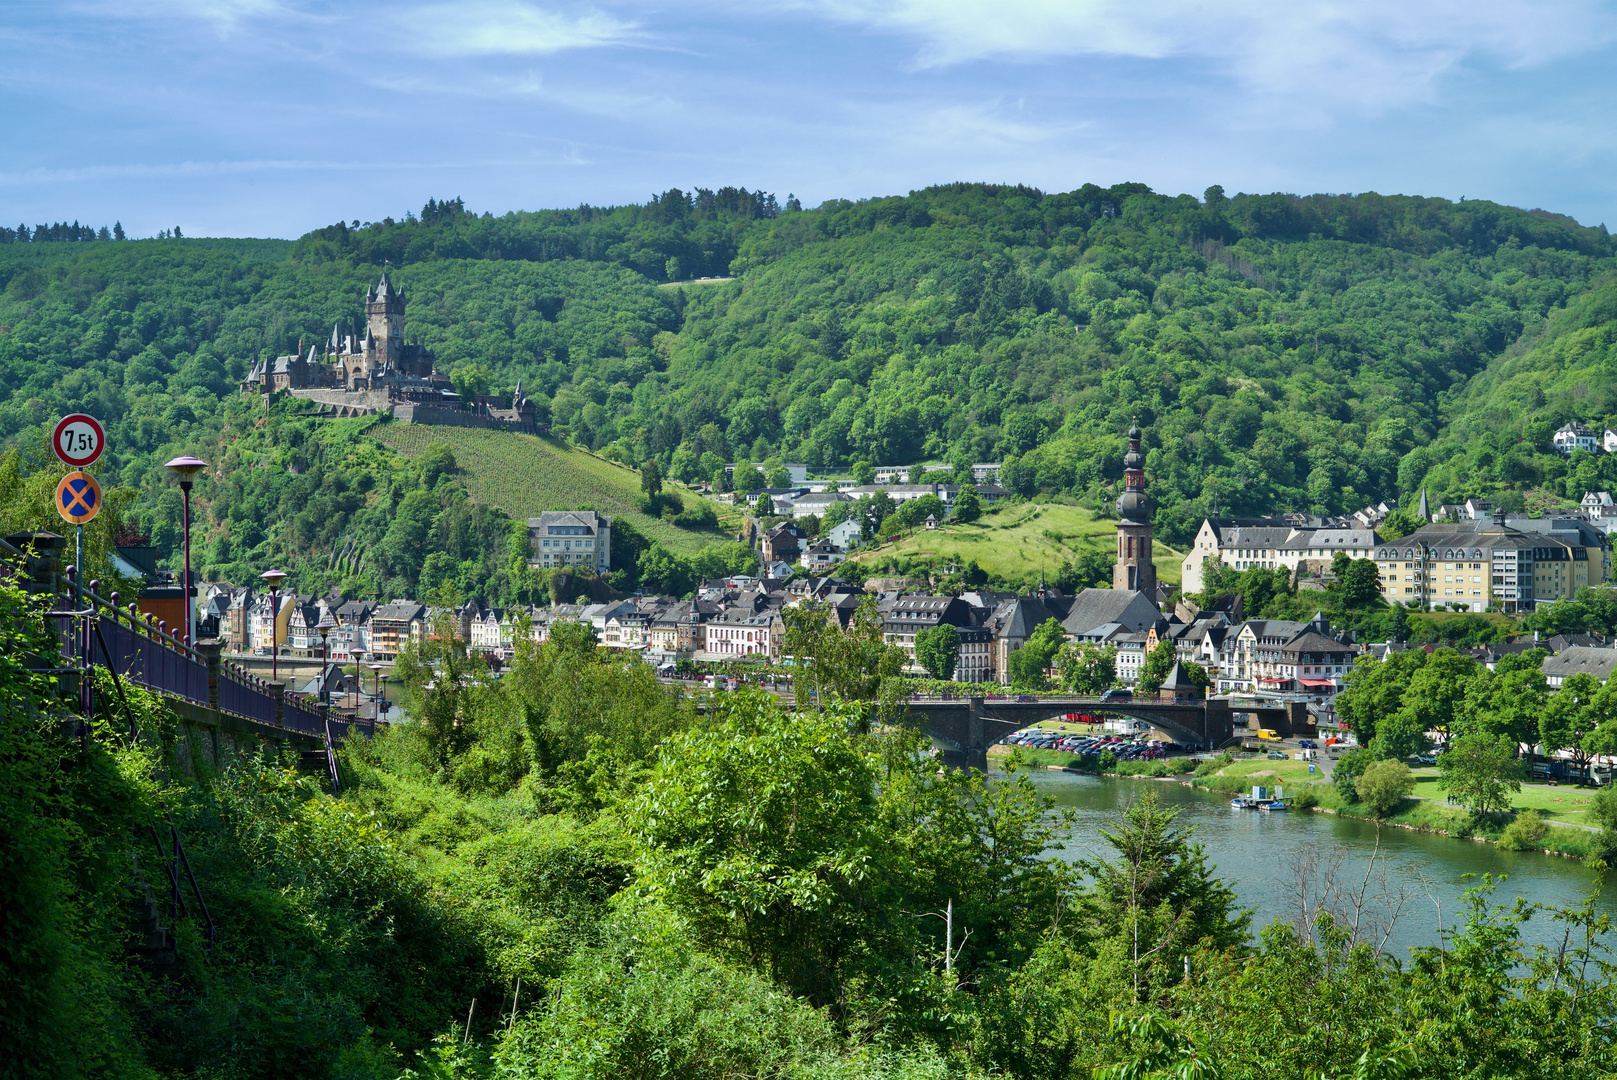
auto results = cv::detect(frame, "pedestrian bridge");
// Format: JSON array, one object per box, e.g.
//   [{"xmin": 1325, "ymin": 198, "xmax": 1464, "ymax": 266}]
[{"xmin": 905, "ymin": 694, "xmax": 1309, "ymax": 770}]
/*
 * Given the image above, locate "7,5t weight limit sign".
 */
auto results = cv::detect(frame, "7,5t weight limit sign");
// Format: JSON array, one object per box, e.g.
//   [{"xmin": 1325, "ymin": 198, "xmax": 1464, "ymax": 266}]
[{"xmin": 53, "ymin": 413, "xmax": 106, "ymax": 468}]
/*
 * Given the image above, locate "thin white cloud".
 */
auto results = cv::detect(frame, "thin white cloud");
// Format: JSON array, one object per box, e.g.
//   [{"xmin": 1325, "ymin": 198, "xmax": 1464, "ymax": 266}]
[
  {"xmin": 795, "ymin": 0, "xmax": 1613, "ymax": 111},
  {"xmin": 399, "ymin": 2, "xmax": 639, "ymax": 57}
]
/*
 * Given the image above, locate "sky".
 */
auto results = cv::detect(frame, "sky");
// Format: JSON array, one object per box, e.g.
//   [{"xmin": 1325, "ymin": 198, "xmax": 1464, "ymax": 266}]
[{"xmin": 3, "ymin": 0, "xmax": 1617, "ymax": 239}]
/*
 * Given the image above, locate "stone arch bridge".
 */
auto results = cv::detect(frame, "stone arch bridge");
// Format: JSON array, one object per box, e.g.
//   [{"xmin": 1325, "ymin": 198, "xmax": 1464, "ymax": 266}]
[{"xmin": 906, "ymin": 695, "xmax": 1310, "ymax": 771}]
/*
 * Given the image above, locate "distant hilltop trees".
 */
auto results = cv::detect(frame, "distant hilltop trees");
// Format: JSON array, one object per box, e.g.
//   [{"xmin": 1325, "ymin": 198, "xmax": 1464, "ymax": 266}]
[{"xmin": 0, "ymin": 220, "xmax": 174, "ymax": 242}]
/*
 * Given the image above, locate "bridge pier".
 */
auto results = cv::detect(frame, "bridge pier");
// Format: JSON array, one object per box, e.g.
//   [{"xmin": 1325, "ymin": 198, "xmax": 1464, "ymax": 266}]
[{"xmin": 938, "ymin": 695, "xmax": 988, "ymax": 771}]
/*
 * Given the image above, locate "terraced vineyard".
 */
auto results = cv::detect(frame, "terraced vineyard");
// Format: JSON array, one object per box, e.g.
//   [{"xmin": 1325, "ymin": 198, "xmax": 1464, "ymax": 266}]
[{"xmin": 371, "ymin": 423, "xmax": 737, "ymax": 554}]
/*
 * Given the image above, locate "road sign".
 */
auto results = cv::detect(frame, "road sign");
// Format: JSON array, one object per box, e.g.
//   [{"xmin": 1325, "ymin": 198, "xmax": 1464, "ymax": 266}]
[
  {"xmin": 1309, "ymin": 763, "xmax": 1317, "ymax": 775},
  {"xmin": 53, "ymin": 413, "xmax": 106, "ymax": 468},
  {"xmin": 56, "ymin": 471, "xmax": 102, "ymax": 524}
]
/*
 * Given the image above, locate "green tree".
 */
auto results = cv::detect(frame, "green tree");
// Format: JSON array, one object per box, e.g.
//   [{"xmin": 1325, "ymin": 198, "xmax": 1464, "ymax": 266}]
[
  {"xmin": 755, "ymin": 492, "xmax": 775, "ymax": 517},
  {"xmin": 640, "ymin": 458, "xmax": 663, "ymax": 497},
  {"xmin": 1334, "ymin": 747, "xmax": 1368, "ymax": 803},
  {"xmin": 852, "ymin": 460, "xmax": 875, "ymax": 486},
  {"xmin": 1356, "ymin": 759, "xmax": 1415, "ymax": 816},
  {"xmin": 766, "ymin": 462, "xmax": 791, "ymax": 488},
  {"xmin": 913, "ymin": 623, "xmax": 961, "ymax": 681},
  {"xmin": 1438, "ymin": 732, "xmax": 1524, "ymax": 816},
  {"xmin": 1396, "ymin": 647, "xmax": 1480, "ymax": 748},
  {"xmin": 952, "ymin": 484, "xmax": 982, "ymax": 523},
  {"xmin": 1075, "ymin": 790, "xmax": 1250, "ymax": 998},
  {"xmin": 1542, "ymin": 671, "xmax": 1605, "ymax": 777},
  {"xmin": 734, "ymin": 463, "xmax": 767, "ymax": 493},
  {"xmin": 1334, "ymin": 555, "xmax": 1383, "ymax": 607},
  {"xmin": 1137, "ymin": 639, "xmax": 1177, "ymax": 694},
  {"xmin": 1009, "ymin": 617, "xmax": 1067, "ymax": 690},
  {"xmin": 1335, "ymin": 649, "xmax": 1426, "ymax": 746},
  {"xmin": 1464, "ymin": 649, "xmax": 1549, "ymax": 753},
  {"xmin": 1057, "ymin": 641, "xmax": 1117, "ymax": 695}
]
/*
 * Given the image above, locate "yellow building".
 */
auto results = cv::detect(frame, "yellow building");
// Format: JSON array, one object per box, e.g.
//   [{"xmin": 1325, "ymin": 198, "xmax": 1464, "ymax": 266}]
[{"xmin": 1373, "ymin": 516, "xmax": 1608, "ymax": 614}]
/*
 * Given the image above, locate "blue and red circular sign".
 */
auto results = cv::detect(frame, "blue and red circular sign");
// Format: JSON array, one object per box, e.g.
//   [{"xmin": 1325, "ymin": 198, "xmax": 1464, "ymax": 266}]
[{"xmin": 56, "ymin": 471, "xmax": 102, "ymax": 524}]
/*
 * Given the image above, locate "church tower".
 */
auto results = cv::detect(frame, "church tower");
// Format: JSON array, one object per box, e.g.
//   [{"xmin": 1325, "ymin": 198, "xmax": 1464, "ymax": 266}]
[
  {"xmin": 366, "ymin": 274, "xmax": 405, "ymax": 371},
  {"xmin": 1114, "ymin": 424, "xmax": 1157, "ymax": 596}
]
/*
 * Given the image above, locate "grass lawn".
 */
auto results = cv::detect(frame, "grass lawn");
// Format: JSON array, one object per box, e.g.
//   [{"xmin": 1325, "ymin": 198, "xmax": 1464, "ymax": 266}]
[
  {"xmin": 1411, "ymin": 776, "xmax": 1598, "ymax": 825},
  {"xmin": 848, "ymin": 502, "xmax": 1183, "ymax": 586},
  {"xmin": 371, "ymin": 424, "xmax": 738, "ymax": 555},
  {"xmin": 1209, "ymin": 758, "xmax": 1321, "ymax": 785}
]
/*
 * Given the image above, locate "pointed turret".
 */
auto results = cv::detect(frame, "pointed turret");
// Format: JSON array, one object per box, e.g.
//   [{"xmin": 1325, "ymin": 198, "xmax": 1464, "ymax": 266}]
[
  {"xmin": 1419, "ymin": 486, "xmax": 1430, "ymax": 521},
  {"xmin": 1113, "ymin": 423, "xmax": 1158, "ymax": 598}
]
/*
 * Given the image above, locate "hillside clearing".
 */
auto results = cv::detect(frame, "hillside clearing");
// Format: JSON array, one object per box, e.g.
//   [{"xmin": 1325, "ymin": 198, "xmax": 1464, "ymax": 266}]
[
  {"xmin": 370, "ymin": 424, "xmax": 736, "ymax": 555},
  {"xmin": 848, "ymin": 502, "xmax": 1183, "ymax": 586}
]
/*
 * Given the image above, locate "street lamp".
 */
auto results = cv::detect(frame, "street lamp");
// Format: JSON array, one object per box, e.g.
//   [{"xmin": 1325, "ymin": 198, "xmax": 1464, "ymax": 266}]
[
  {"xmin": 317, "ymin": 615, "xmax": 337, "ymax": 704},
  {"xmin": 164, "ymin": 455, "xmax": 208, "ymax": 644},
  {"xmin": 369, "ymin": 663, "xmax": 384, "ymax": 724},
  {"xmin": 260, "ymin": 569, "xmax": 287, "ymax": 683}
]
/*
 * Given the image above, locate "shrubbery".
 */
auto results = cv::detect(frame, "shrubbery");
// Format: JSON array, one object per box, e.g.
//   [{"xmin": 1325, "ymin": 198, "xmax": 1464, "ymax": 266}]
[
  {"xmin": 1498, "ymin": 809, "xmax": 1550, "ymax": 851},
  {"xmin": 1356, "ymin": 759, "xmax": 1417, "ymax": 817}
]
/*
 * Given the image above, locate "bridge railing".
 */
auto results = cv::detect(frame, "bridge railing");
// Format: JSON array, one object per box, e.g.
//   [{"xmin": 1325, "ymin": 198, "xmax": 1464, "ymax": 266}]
[{"xmin": 0, "ymin": 533, "xmax": 372, "ymax": 745}]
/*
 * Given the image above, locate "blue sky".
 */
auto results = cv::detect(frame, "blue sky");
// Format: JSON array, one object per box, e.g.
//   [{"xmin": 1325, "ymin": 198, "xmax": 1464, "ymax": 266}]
[{"xmin": 3, "ymin": 0, "xmax": 1616, "ymax": 239}]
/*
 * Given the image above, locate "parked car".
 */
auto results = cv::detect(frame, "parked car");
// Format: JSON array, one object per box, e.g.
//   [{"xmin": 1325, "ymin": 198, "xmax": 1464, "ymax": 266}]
[
  {"xmin": 1100, "ymin": 688, "xmax": 1133, "ymax": 703},
  {"xmin": 1266, "ymin": 750, "xmax": 1288, "ymax": 760},
  {"xmin": 1298, "ymin": 739, "xmax": 1317, "ymax": 749}
]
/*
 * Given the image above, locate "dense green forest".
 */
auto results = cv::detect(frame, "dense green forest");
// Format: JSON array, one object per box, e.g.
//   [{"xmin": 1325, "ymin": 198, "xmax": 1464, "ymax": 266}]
[
  {"xmin": 4, "ymin": 181, "xmax": 1617, "ymax": 595},
  {"xmin": 12, "ymin": 577, "xmax": 1617, "ymax": 1080}
]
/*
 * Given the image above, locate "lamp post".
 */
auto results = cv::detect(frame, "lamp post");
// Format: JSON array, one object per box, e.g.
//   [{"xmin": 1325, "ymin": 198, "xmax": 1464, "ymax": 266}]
[
  {"xmin": 260, "ymin": 569, "xmax": 286, "ymax": 683},
  {"xmin": 164, "ymin": 455, "xmax": 208, "ymax": 644},
  {"xmin": 369, "ymin": 663, "xmax": 384, "ymax": 723},
  {"xmin": 351, "ymin": 650, "xmax": 364, "ymax": 716},
  {"xmin": 317, "ymin": 615, "xmax": 336, "ymax": 704}
]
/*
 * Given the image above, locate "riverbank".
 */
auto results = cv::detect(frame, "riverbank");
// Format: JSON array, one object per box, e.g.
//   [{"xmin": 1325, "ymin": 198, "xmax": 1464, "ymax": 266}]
[{"xmin": 994, "ymin": 745, "xmax": 1606, "ymax": 863}]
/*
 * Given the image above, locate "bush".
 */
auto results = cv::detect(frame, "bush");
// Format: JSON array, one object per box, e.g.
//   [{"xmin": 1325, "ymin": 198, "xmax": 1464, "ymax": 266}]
[
  {"xmin": 1587, "ymin": 785, "xmax": 1617, "ymax": 864},
  {"xmin": 1334, "ymin": 748, "xmax": 1368, "ymax": 804},
  {"xmin": 1098, "ymin": 749, "xmax": 1118, "ymax": 772},
  {"xmin": 1356, "ymin": 759, "xmax": 1415, "ymax": 817},
  {"xmin": 1293, "ymin": 785, "xmax": 1320, "ymax": 809},
  {"xmin": 1498, "ymin": 809, "xmax": 1549, "ymax": 851},
  {"xmin": 1194, "ymin": 752, "xmax": 1233, "ymax": 778}
]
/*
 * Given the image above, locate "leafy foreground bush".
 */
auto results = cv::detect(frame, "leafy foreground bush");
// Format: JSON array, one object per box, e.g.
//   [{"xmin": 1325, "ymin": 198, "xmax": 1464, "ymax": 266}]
[
  {"xmin": 1357, "ymin": 759, "xmax": 1416, "ymax": 817},
  {"xmin": 1498, "ymin": 809, "xmax": 1550, "ymax": 851}
]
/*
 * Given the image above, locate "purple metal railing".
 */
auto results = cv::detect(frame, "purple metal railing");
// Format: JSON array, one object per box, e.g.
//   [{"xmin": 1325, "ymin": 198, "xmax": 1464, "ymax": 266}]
[
  {"xmin": 0, "ymin": 537, "xmax": 377, "ymax": 745},
  {"xmin": 283, "ymin": 694, "xmax": 323, "ymax": 736},
  {"xmin": 220, "ymin": 662, "xmax": 278, "ymax": 725}
]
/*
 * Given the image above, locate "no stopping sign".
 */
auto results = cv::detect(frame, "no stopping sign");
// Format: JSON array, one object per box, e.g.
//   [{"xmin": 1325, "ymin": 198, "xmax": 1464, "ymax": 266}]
[{"xmin": 53, "ymin": 414, "xmax": 106, "ymax": 468}]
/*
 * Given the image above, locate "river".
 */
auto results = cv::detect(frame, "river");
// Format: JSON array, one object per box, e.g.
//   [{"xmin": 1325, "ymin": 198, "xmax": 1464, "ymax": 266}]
[{"xmin": 1009, "ymin": 769, "xmax": 1617, "ymax": 959}]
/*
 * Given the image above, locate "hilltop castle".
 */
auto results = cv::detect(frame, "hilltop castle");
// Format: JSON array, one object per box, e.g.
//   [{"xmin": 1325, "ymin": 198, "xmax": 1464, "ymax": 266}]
[{"xmin": 241, "ymin": 273, "xmax": 539, "ymax": 432}]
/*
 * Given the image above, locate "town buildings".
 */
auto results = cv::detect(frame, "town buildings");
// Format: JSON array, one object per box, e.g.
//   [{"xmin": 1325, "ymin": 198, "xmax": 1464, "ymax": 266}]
[{"xmin": 1373, "ymin": 514, "xmax": 1608, "ymax": 613}]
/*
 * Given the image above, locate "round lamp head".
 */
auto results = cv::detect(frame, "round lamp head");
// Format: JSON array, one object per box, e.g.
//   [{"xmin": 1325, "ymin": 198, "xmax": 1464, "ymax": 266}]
[
  {"xmin": 260, "ymin": 569, "xmax": 287, "ymax": 591},
  {"xmin": 317, "ymin": 616, "xmax": 337, "ymax": 636},
  {"xmin": 164, "ymin": 455, "xmax": 209, "ymax": 479}
]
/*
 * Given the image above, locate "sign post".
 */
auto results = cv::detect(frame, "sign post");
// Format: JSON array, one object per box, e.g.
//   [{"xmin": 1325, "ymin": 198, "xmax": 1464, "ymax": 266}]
[{"xmin": 56, "ymin": 470, "xmax": 102, "ymax": 611}]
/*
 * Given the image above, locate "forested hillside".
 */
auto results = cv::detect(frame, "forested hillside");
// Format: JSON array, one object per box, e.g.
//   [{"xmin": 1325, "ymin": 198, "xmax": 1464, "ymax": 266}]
[{"xmin": 2, "ymin": 181, "xmax": 1615, "ymax": 594}]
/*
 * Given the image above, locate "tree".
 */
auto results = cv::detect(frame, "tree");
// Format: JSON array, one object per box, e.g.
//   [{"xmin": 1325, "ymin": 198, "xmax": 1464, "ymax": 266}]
[
  {"xmin": 1464, "ymin": 650, "xmax": 1549, "ymax": 754},
  {"xmin": 755, "ymin": 493, "xmax": 775, "ymax": 517},
  {"xmin": 908, "ymin": 462, "xmax": 927, "ymax": 483},
  {"xmin": 733, "ymin": 463, "xmax": 766, "ymax": 493},
  {"xmin": 766, "ymin": 462, "xmax": 791, "ymax": 489},
  {"xmin": 1009, "ymin": 618, "xmax": 1067, "ymax": 690},
  {"xmin": 1334, "ymin": 556, "xmax": 1383, "ymax": 608},
  {"xmin": 1587, "ymin": 784, "xmax": 1617, "ymax": 863},
  {"xmin": 1356, "ymin": 759, "xmax": 1415, "ymax": 816},
  {"xmin": 1075, "ymin": 791, "xmax": 1250, "ymax": 997},
  {"xmin": 1542, "ymin": 672, "xmax": 1604, "ymax": 776},
  {"xmin": 1334, "ymin": 748, "xmax": 1368, "ymax": 803},
  {"xmin": 914, "ymin": 624, "xmax": 961, "ymax": 681},
  {"xmin": 1438, "ymin": 733, "xmax": 1523, "ymax": 815},
  {"xmin": 1137, "ymin": 639, "xmax": 1177, "ymax": 694},
  {"xmin": 1057, "ymin": 641, "xmax": 1117, "ymax": 695},
  {"xmin": 852, "ymin": 460, "xmax": 875, "ymax": 486},
  {"xmin": 953, "ymin": 484, "xmax": 982, "ymax": 523},
  {"xmin": 1396, "ymin": 647, "xmax": 1481, "ymax": 748},
  {"xmin": 640, "ymin": 458, "xmax": 663, "ymax": 497},
  {"xmin": 1065, "ymin": 547, "xmax": 1113, "ymax": 591},
  {"xmin": 1335, "ymin": 649, "xmax": 1426, "ymax": 746}
]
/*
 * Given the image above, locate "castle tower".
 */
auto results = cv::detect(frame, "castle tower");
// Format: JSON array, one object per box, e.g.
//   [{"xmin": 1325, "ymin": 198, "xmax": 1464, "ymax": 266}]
[
  {"xmin": 1114, "ymin": 424, "xmax": 1157, "ymax": 596},
  {"xmin": 366, "ymin": 274, "xmax": 405, "ymax": 370}
]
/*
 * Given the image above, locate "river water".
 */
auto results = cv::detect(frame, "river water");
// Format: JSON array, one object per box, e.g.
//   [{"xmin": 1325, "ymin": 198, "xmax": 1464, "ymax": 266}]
[{"xmin": 1009, "ymin": 770, "xmax": 1617, "ymax": 959}]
